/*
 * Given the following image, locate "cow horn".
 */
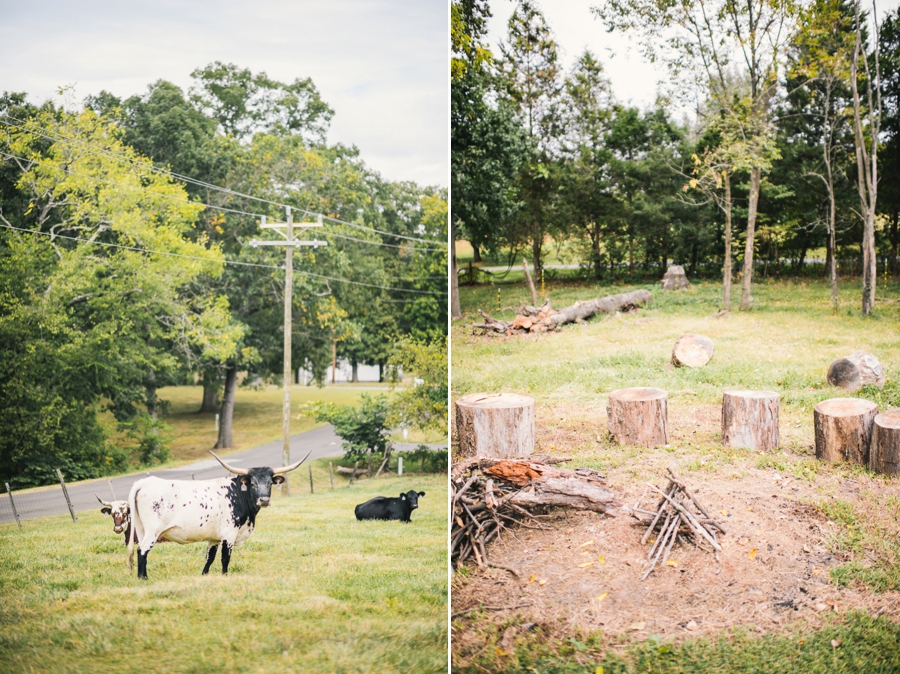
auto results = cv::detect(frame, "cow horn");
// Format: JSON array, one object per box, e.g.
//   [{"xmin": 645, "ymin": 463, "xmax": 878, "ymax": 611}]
[
  {"xmin": 95, "ymin": 493, "xmax": 112, "ymax": 508},
  {"xmin": 272, "ymin": 449, "xmax": 314, "ymax": 475},
  {"xmin": 209, "ymin": 451, "xmax": 249, "ymax": 475}
]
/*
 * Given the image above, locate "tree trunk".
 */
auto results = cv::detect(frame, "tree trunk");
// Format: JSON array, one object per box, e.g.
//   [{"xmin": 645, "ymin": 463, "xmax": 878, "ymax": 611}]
[
  {"xmin": 721, "ymin": 390, "xmax": 780, "ymax": 451},
  {"xmin": 723, "ymin": 172, "xmax": 733, "ymax": 311},
  {"xmin": 198, "ymin": 370, "xmax": 220, "ymax": 413},
  {"xmin": 455, "ymin": 393, "xmax": 535, "ymax": 458},
  {"xmin": 145, "ymin": 369, "xmax": 158, "ymax": 420},
  {"xmin": 451, "ymin": 232, "xmax": 462, "ymax": 319},
  {"xmin": 591, "ymin": 223, "xmax": 603, "ymax": 280},
  {"xmin": 531, "ymin": 232, "xmax": 543, "ymax": 283},
  {"xmin": 891, "ymin": 210, "xmax": 899, "ymax": 278},
  {"xmin": 378, "ymin": 362, "xmax": 385, "ymax": 383},
  {"xmin": 814, "ymin": 398, "xmax": 877, "ymax": 465},
  {"xmin": 472, "ymin": 241, "xmax": 482, "ymax": 263},
  {"xmin": 870, "ymin": 409, "xmax": 900, "ymax": 476},
  {"xmin": 215, "ymin": 365, "xmax": 237, "ymax": 449},
  {"xmin": 331, "ymin": 339, "xmax": 337, "ymax": 385},
  {"xmin": 607, "ymin": 387, "xmax": 668, "ymax": 448},
  {"xmin": 523, "ymin": 257, "xmax": 538, "ymax": 306},
  {"xmin": 740, "ymin": 167, "xmax": 762, "ymax": 310},
  {"xmin": 351, "ymin": 361, "xmax": 359, "ymax": 383}
]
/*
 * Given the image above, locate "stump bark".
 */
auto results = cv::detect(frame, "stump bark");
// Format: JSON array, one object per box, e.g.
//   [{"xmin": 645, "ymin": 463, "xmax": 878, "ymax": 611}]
[
  {"xmin": 721, "ymin": 390, "xmax": 780, "ymax": 451},
  {"xmin": 672, "ymin": 333, "xmax": 714, "ymax": 368},
  {"xmin": 870, "ymin": 408, "xmax": 900, "ymax": 475},
  {"xmin": 814, "ymin": 398, "xmax": 878, "ymax": 464},
  {"xmin": 456, "ymin": 393, "xmax": 535, "ymax": 458},
  {"xmin": 826, "ymin": 351, "xmax": 885, "ymax": 392},
  {"xmin": 607, "ymin": 387, "xmax": 668, "ymax": 447},
  {"xmin": 661, "ymin": 265, "xmax": 691, "ymax": 291}
]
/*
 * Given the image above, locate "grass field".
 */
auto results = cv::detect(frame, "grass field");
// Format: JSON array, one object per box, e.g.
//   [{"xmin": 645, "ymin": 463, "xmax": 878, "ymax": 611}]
[
  {"xmin": 108, "ymin": 384, "xmax": 444, "ymax": 466},
  {"xmin": 0, "ymin": 463, "xmax": 448, "ymax": 673},
  {"xmin": 452, "ymin": 276, "xmax": 900, "ymax": 672}
]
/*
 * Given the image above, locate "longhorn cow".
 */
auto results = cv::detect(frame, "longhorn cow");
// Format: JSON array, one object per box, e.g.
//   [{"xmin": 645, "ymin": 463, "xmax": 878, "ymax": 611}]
[
  {"xmin": 127, "ymin": 450, "xmax": 310, "ymax": 580},
  {"xmin": 96, "ymin": 494, "xmax": 130, "ymax": 542}
]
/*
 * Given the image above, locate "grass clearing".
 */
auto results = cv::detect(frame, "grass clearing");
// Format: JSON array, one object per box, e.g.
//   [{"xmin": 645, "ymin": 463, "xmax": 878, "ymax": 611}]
[
  {"xmin": 0, "ymin": 462, "xmax": 447, "ymax": 673},
  {"xmin": 452, "ymin": 277, "xmax": 900, "ymax": 672}
]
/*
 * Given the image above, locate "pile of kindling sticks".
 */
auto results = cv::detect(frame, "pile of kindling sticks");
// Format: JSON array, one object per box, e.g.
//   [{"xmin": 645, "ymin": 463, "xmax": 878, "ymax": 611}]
[{"xmin": 632, "ymin": 468, "xmax": 726, "ymax": 581}]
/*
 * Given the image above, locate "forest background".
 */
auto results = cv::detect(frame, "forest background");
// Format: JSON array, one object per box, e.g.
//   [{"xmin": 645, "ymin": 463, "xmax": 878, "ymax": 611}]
[
  {"xmin": 0, "ymin": 64, "xmax": 448, "ymax": 488},
  {"xmin": 451, "ymin": 0, "xmax": 900, "ymax": 315}
]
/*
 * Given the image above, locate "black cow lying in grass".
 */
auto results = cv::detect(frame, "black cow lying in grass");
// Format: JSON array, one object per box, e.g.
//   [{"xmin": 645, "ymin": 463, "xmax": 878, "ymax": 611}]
[{"xmin": 355, "ymin": 490, "xmax": 425, "ymax": 523}]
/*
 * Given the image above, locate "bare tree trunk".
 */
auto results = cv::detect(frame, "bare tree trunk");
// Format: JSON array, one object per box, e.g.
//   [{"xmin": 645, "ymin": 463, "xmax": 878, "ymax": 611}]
[
  {"xmin": 215, "ymin": 365, "xmax": 237, "ymax": 449},
  {"xmin": 351, "ymin": 361, "xmax": 359, "ymax": 383},
  {"xmin": 531, "ymin": 228, "xmax": 543, "ymax": 282},
  {"xmin": 523, "ymin": 258, "xmax": 538, "ymax": 306},
  {"xmin": 451, "ymin": 233, "xmax": 462, "ymax": 319},
  {"xmin": 331, "ymin": 338, "xmax": 337, "ymax": 385},
  {"xmin": 723, "ymin": 172, "xmax": 733, "ymax": 312},
  {"xmin": 472, "ymin": 241, "xmax": 482, "ymax": 263},
  {"xmin": 198, "ymin": 370, "xmax": 220, "ymax": 413},
  {"xmin": 740, "ymin": 167, "xmax": 761, "ymax": 310}
]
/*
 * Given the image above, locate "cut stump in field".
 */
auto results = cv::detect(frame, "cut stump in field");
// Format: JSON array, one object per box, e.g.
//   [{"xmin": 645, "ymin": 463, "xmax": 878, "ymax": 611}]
[
  {"xmin": 455, "ymin": 392, "xmax": 535, "ymax": 459},
  {"xmin": 826, "ymin": 351, "xmax": 885, "ymax": 392},
  {"xmin": 672, "ymin": 333, "xmax": 714, "ymax": 368},
  {"xmin": 870, "ymin": 408, "xmax": 900, "ymax": 475},
  {"xmin": 661, "ymin": 265, "xmax": 691, "ymax": 291},
  {"xmin": 721, "ymin": 390, "xmax": 780, "ymax": 451},
  {"xmin": 814, "ymin": 398, "xmax": 877, "ymax": 465},
  {"xmin": 607, "ymin": 387, "xmax": 668, "ymax": 448}
]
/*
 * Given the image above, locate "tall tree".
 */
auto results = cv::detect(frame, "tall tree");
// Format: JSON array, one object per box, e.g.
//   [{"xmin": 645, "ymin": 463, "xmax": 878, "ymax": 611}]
[{"xmin": 879, "ymin": 8, "xmax": 900, "ymax": 275}]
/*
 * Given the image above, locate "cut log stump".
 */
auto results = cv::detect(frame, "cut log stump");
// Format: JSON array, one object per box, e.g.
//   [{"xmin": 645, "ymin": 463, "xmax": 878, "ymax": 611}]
[
  {"xmin": 661, "ymin": 265, "xmax": 691, "ymax": 291},
  {"xmin": 870, "ymin": 408, "xmax": 900, "ymax": 475},
  {"xmin": 607, "ymin": 387, "xmax": 668, "ymax": 448},
  {"xmin": 455, "ymin": 392, "xmax": 535, "ymax": 458},
  {"xmin": 827, "ymin": 351, "xmax": 885, "ymax": 392},
  {"xmin": 672, "ymin": 333, "xmax": 714, "ymax": 368},
  {"xmin": 721, "ymin": 390, "xmax": 780, "ymax": 451},
  {"xmin": 814, "ymin": 398, "xmax": 878, "ymax": 464}
]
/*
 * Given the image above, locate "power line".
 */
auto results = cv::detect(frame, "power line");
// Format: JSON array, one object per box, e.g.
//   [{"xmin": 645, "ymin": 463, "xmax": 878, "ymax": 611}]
[
  {"xmin": 2, "ymin": 113, "xmax": 448, "ymax": 246},
  {"xmin": 0, "ymin": 223, "xmax": 446, "ymax": 296}
]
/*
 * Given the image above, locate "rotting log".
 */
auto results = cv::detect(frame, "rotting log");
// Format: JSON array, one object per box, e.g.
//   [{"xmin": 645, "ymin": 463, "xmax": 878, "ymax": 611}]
[
  {"xmin": 472, "ymin": 289, "xmax": 652, "ymax": 336},
  {"xmin": 814, "ymin": 398, "xmax": 878, "ymax": 464},
  {"xmin": 827, "ymin": 351, "xmax": 885, "ymax": 392},
  {"xmin": 336, "ymin": 466, "xmax": 369, "ymax": 478},
  {"xmin": 455, "ymin": 393, "xmax": 535, "ymax": 459},
  {"xmin": 721, "ymin": 390, "xmax": 780, "ymax": 451},
  {"xmin": 672, "ymin": 333, "xmax": 714, "ymax": 368},
  {"xmin": 870, "ymin": 408, "xmax": 900, "ymax": 475},
  {"xmin": 607, "ymin": 387, "xmax": 669, "ymax": 448}
]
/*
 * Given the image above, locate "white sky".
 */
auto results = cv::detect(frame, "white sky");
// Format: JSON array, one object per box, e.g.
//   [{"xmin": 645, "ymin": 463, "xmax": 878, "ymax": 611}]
[
  {"xmin": 487, "ymin": 0, "xmax": 900, "ymax": 113},
  {"xmin": 0, "ymin": 0, "xmax": 449, "ymax": 187}
]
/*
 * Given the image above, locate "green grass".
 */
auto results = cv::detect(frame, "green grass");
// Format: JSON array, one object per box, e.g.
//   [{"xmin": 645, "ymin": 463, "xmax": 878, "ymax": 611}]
[
  {"xmin": 0, "ymin": 463, "xmax": 448, "ymax": 673},
  {"xmin": 454, "ymin": 611, "xmax": 900, "ymax": 673}
]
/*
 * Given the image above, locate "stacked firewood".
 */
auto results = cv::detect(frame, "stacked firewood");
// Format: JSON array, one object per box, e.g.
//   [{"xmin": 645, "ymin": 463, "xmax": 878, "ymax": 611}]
[
  {"xmin": 632, "ymin": 468, "xmax": 726, "ymax": 581},
  {"xmin": 451, "ymin": 457, "xmax": 623, "ymax": 575}
]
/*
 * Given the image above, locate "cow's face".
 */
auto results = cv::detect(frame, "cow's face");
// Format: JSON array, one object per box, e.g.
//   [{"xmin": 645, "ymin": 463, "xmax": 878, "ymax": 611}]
[
  {"xmin": 241, "ymin": 468, "xmax": 283, "ymax": 508},
  {"xmin": 400, "ymin": 490, "xmax": 426, "ymax": 510},
  {"xmin": 100, "ymin": 501, "xmax": 130, "ymax": 534}
]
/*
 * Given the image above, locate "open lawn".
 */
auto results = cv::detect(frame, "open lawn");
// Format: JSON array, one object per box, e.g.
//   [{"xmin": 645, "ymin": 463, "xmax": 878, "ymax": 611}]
[
  {"xmin": 452, "ymin": 277, "xmax": 900, "ymax": 672},
  {"xmin": 0, "ymin": 464, "xmax": 448, "ymax": 673},
  {"xmin": 109, "ymin": 384, "xmax": 443, "ymax": 466}
]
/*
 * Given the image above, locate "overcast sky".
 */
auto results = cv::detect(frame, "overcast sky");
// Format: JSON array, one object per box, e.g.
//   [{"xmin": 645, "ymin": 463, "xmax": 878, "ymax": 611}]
[
  {"xmin": 487, "ymin": 0, "xmax": 900, "ymax": 113},
  {"xmin": 0, "ymin": 0, "xmax": 448, "ymax": 187}
]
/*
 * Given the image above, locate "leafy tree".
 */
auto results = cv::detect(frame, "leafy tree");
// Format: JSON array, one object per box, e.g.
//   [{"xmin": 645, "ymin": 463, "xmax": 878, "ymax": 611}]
[
  {"xmin": 313, "ymin": 394, "xmax": 392, "ymax": 460},
  {"xmin": 387, "ymin": 336, "xmax": 448, "ymax": 435}
]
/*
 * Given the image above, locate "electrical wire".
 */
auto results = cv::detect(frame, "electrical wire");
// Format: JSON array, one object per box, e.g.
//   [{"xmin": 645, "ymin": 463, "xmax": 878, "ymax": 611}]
[
  {"xmin": 2, "ymin": 113, "xmax": 448, "ymax": 246},
  {"xmin": 0, "ymin": 223, "xmax": 446, "ymax": 296}
]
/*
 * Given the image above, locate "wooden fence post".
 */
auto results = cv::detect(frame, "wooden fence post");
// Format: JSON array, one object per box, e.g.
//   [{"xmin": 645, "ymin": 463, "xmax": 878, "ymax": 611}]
[
  {"xmin": 108, "ymin": 479, "xmax": 116, "ymax": 500},
  {"xmin": 398, "ymin": 456, "xmax": 404, "ymax": 476},
  {"xmin": 308, "ymin": 464, "xmax": 314, "ymax": 494},
  {"xmin": 5, "ymin": 483, "xmax": 21, "ymax": 529},
  {"xmin": 350, "ymin": 460, "xmax": 359, "ymax": 485},
  {"xmin": 329, "ymin": 462, "xmax": 335, "ymax": 489},
  {"xmin": 56, "ymin": 469, "xmax": 77, "ymax": 523},
  {"xmin": 366, "ymin": 448, "xmax": 372, "ymax": 477}
]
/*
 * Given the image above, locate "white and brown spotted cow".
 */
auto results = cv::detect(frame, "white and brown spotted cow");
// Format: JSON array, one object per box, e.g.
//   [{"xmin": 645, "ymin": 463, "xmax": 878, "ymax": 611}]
[{"xmin": 96, "ymin": 494, "xmax": 131, "ymax": 543}]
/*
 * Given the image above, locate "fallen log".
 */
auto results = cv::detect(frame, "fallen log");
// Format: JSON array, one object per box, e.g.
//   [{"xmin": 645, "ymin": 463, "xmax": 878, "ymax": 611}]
[
  {"xmin": 472, "ymin": 289, "xmax": 652, "ymax": 335},
  {"xmin": 336, "ymin": 466, "xmax": 370, "ymax": 478}
]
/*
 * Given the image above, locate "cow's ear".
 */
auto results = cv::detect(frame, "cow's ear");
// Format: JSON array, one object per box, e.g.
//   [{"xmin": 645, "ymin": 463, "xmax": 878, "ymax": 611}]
[
  {"xmin": 400, "ymin": 493, "xmax": 406, "ymax": 500},
  {"xmin": 240, "ymin": 476, "xmax": 249, "ymax": 484},
  {"xmin": 100, "ymin": 507, "xmax": 111, "ymax": 516},
  {"xmin": 272, "ymin": 475, "xmax": 285, "ymax": 485},
  {"xmin": 418, "ymin": 492, "xmax": 425, "ymax": 497}
]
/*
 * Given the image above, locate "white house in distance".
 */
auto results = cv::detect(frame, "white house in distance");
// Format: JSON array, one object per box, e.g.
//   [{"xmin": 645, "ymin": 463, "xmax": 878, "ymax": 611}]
[{"xmin": 297, "ymin": 359, "xmax": 381, "ymax": 384}]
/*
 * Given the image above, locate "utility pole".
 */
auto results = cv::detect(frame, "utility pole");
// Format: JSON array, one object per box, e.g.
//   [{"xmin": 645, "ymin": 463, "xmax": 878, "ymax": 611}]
[{"xmin": 250, "ymin": 209, "xmax": 325, "ymax": 495}]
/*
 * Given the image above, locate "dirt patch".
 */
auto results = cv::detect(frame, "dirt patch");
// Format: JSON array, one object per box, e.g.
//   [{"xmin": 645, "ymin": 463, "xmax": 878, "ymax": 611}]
[{"xmin": 452, "ymin": 402, "xmax": 900, "ymax": 664}]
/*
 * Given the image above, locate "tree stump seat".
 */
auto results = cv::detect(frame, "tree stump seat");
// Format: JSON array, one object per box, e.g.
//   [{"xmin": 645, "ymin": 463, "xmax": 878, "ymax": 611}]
[
  {"xmin": 721, "ymin": 390, "xmax": 780, "ymax": 451},
  {"xmin": 455, "ymin": 392, "xmax": 535, "ymax": 458},
  {"xmin": 871, "ymin": 408, "xmax": 900, "ymax": 475},
  {"xmin": 814, "ymin": 398, "xmax": 877, "ymax": 465},
  {"xmin": 607, "ymin": 387, "xmax": 668, "ymax": 448}
]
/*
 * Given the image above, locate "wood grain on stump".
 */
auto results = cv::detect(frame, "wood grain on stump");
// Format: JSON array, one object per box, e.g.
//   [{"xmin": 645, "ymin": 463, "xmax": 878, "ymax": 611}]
[
  {"xmin": 607, "ymin": 387, "xmax": 668, "ymax": 448},
  {"xmin": 672, "ymin": 333, "xmax": 714, "ymax": 368},
  {"xmin": 870, "ymin": 408, "xmax": 900, "ymax": 475},
  {"xmin": 455, "ymin": 392, "xmax": 535, "ymax": 458},
  {"xmin": 814, "ymin": 398, "xmax": 877, "ymax": 464},
  {"xmin": 721, "ymin": 390, "xmax": 780, "ymax": 451}
]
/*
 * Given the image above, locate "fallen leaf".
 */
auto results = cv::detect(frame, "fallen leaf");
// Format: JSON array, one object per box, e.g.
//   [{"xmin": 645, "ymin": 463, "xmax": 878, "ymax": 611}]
[
  {"xmin": 580, "ymin": 540, "xmax": 595, "ymax": 547},
  {"xmin": 495, "ymin": 647, "xmax": 508, "ymax": 656},
  {"xmin": 812, "ymin": 569, "xmax": 823, "ymax": 575},
  {"xmin": 749, "ymin": 548, "xmax": 758, "ymax": 560},
  {"xmin": 595, "ymin": 667, "xmax": 605, "ymax": 674},
  {"xmin": 538, "ymin": 579, "xmax": 547, "ymax": 586},
  {"xmin": 649, "ymin": 539, "xmax": 655, "ymax": 544},
  {"xmin": 721, "ymin": 509, "xmax": 728, "ymax": 516},
  {"xmin": 597, "ymin": 592, "xmax": 608, "ymax": 603},
  {"xmin": 747, "ymin": 506, "xmax": 754, "ymax": 511},
  {"xmin": 831, "ymin": 638, "xmax": 842, "ymax": 649},
  {"xmin": 629, "ymin": 622, "xmax": 646, "ymax": 631},
  {"xmin": 666, "ymin": 559, "xmax": 679, "ymax": 567},
  {"xmin": 579, "ymin": 561, "xmax": 595, "ymax": 568},
  {"xmin": 803, "ymin": 545, "xmax": 811, "ymax": 553},
  {"xmin": 598, "ymin": 556, "xmax": 606, "ymax": 564},
  {"xmin": 526, "ymin": 574, "xmax": 535, "ymax": 584}
]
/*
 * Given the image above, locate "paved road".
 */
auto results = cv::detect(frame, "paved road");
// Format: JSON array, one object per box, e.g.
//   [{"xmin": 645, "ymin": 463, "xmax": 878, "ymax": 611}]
[{"xmin": 0, "ymin": 425, "xmax": 445, "ymax": 524}]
